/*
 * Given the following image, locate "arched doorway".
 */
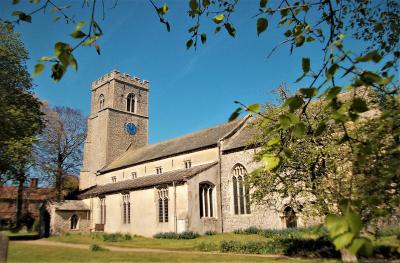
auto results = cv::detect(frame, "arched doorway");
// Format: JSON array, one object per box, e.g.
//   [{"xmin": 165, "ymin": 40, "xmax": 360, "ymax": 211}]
[{"xmin": 284, "ymin": 206, "xmax": 297, "ymax": 228}]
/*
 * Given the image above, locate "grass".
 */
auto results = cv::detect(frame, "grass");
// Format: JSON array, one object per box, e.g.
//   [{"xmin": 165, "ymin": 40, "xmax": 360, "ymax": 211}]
[
  {"xmin": 8, "ymin": 243, "xmax": 337, "ymax": 263},
  {"xmin": 49, "ymin": 232, "xmax": 268, "ymax": 251},
  {"xmin": 0, "ymin": 230, "xmax": 38, "ymax": 237}
]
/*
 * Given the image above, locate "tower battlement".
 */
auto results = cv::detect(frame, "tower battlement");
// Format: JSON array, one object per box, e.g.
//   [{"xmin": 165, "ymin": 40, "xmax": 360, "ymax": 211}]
[{"xmin": 92, "ymin": 69, "xmax": 149, "ymax": 90}]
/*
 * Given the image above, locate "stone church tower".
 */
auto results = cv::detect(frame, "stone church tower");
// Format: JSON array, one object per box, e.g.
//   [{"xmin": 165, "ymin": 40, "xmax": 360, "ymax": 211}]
[{"xmin": 79, "ymin": 70, "xmax": 149, "ymax": 190}]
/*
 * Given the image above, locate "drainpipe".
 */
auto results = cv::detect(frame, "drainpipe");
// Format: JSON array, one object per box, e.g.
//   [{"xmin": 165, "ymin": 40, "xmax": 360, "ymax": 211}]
[
  {"xmin": 173, "ymin": 181, "xmax": 177, "ymax": 233},
  {"xmin": 217, "ymin": 140, "xmax": 224, "ymax": 233}
]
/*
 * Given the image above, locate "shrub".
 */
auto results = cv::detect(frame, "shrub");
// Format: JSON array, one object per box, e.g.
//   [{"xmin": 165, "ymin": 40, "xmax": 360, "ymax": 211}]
[
  {"xmin": 153, "ymin": 231, "xmax": 199, "ymax": 239},
  {"xmin": 376, "ymin": 227, "xmax": 400, "ymax": 238},
  {"xmin": 195, "ymin": 241, "xmax": 219, "ymax": 251},
  {"xmin": 90, "ymin": 244, "xmax": 108, "ymax": 252},
  {"xmin": 204, "ymin": 230, "xmax": 216, "ymax": 236},
  {"xmin": 233, "ymin": 226, "xmax": 260, "ymax": 235}
]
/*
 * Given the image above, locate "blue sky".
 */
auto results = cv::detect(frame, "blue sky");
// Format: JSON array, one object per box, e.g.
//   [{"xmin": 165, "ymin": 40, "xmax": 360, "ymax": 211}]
[{"xmin": 1, "ymin": 0, "xmax": 376, "ymax": 144}]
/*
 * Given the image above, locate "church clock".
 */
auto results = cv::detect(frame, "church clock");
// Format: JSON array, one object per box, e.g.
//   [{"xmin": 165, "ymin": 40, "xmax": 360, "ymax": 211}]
[{"xmin": 126, "ymin": 123, "xmax": 137, "ymax": 135}]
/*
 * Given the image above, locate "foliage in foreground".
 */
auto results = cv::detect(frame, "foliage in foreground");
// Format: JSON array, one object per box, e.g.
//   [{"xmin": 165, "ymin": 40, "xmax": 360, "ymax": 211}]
[{"xmin": 89, "ymin": 244, "xmax": 109, "ymax": 252}]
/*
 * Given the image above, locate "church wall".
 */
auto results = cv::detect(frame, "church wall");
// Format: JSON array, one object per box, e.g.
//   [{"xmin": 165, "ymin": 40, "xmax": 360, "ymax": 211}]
[
  {"xmin": 89, "ymin": 184, "xmax": 189, "ymax": 237},
  {"xmin": 220, "ymin": 148, "xmax": 285, "ymax": 232},
  {"xmin": 96, "ymin": 148, "xmax": 219, "ymax": 185},
  {"xmin": 50, "ymin": 210, "xmax": 90, "ymax": 235},
  {"xmin": 186, "ymin": 165, "xmax": 222, "ymax": 234}
]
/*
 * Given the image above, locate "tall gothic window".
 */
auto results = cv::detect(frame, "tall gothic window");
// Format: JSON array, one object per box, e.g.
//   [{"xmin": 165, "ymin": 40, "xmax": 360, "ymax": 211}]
[
  {"xmin": 99, "ymin": 94, "xmax": 105, "ymax": 110},
  {"xmin": 70, "ymin": 214, "xmax": 78, "ymax": 230},
  {"xmin": 99, "ymin": 197, "xmax": 106, "ymax": 224},
  {"xmin": 126, "ymin": 93, "xmax": 136, "ymax": 113},
  {"xmin": 199, "ymin": 183, "xmax": 214, "ymax": 218},
  {"xmin": 232, "ymin": 164, "xmax": 251, "ymax": 215},
  {"xmin": 122, "ymin": 193, "xmax": 131, "ymax": 224},
  {"xmin": 157, "ymin": 187, "xmax": 168, "ymax": 223}
]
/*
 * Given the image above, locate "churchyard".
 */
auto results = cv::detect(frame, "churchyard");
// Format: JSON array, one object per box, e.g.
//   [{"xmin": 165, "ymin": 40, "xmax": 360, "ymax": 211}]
[{"xmin": 5, "ymin": 226, "xmax": 400, "ymax": 262}]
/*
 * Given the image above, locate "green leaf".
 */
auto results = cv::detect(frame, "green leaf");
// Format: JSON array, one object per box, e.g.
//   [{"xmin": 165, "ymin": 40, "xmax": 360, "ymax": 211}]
[
  {"xmin": 201, "ymin": 34, "xmax": 207, "ymax": 44},
  {"xmin": 75, "ymin": 21, "xmax": 85, "ymax": 31},
  {"xmin": 333, "ymin": 232, "xmax": 354, "ymax": 250},
  {"xmin": 70, "ymin": 30, "xmax": 86, "ymax": 39},
  {"xmin": 262, "ymin": 154, "xmax": 281, "ymax": 171},
  {"xmin": 283, "ymin": 147, "xmax": 292, "ymax": 158},
  {"xmin": 346, "ymin": 210, "xmax": 363, "ymax": 235},
  {"xmin": 257, "ymin": 18, "xmax": 268, "ymax": 36},
  {"xmin": 295, "ymin": 35, "xmax": 305, "ymax": 47},
  {"xmin": 247, "ymin": 103, "xmax": 260, "ymax": 113},
  {"xmin": 325, "ymin": 214, "xmax": 349, "ymax": 238},
  {"xmin": 228, "ymin": 107, "xmax": 241, "ymax": 122},
  {"xmin": 306, "ymin": 36, "xmax": 315, "ymax": 42},
  {"xmin": 33, "ymin": 64, "xmax": 44, "ymax": 76},
  {"xmin": 293, "ymin": 122, "xmax": 306, "ymax": 138},
  {"xmin": 161, "ymin": 3, "xmax": 168, "ymax": 14},
  {"xmin": 284, "ymin": 30, "xmax": 292, "ymax": 37},
  {"xmin": 302, "ymin": 57, "xmax": 310, "ymax": 73},
  {"xmin": 356, "ymin": 50, "xmax": 382, "ymax": 63},
  {"xmin": 12, "ymin": 11, "xmax": 32, "ymax": 23},
  {"xmin": 279, "ymin": 114, "xmax": 291, "ymax": 129},
  {"xmin": 202, "ymin": 0, "xmax": 210, "ymax": 8},
  {"xmin": 284, "ymin": 95, "xmax": 304, "ymax": 112},
  {"xmin": 360, "ymin": 71, "xmax": 382, "ymax": 85},
  {"xmin": 186, "ymin": 39, "xmax": 193, "ymax": 49},
  {"xmin": 267, "ymin": 136, "xmax": 280, "ymax": 146},
  {"xmin": 224, "ymin": 23, "xmax": 236, "ymax": 37},
  {"xmin": 39, "ymin": 56, "xmax": 53, "ymax": 62},
  {"xmin": 259, "ymin": 0, "xmax": 268, "ymax": 8},
  {"xmin": 327, "ymin": 64, "xmax": 339, "ymax": 80},
  {"xmin": 348, "ymin": 238, "xmax": 365, "ymax": 255},
  {"xmin": 299, "ymin": 87, "xmax": 317, "ymax": 98},
  {"xmin": 82, "ymin": 36, "xmax": 98, "ymax": 46},
  {"xmin": 325, "ymin": 86, "xmax": 342, "ymax": 100},
  {"xmin": 54, "ymin": 42, "xmax": 70, "ymax": 56},
  {"xmin": 213, "ymin": 14, "xmax": 224, "ymax": 24},
  {"xmin": 94, "ymin": 43, "xmax": 100, "ymax": 55},
  {"xmin": 69, "ymin": 55, "xmax": 78, "ymax": 70},
  {"xmin": 314, "ymin": 121, "xmax": 326, "ymax": 137},
  {"xmin": 189, "ymin": 0, "xmax": 198, "ymax": 11},
  {"xmin": 215, "ymin": 26, "xmax": 221, "ymax": 33},
  {"xmin": 351, "ymin": 98, "xmax": 368, "ymax": 113}
]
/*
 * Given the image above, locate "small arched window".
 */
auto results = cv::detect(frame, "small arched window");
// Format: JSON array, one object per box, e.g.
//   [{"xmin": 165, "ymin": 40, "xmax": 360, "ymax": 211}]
[
  {"xmin": 99, "ymin": 94, "xmax": 105, "ymax": 110},
  {"xmin": 126, "ymin": 93, "xmax": 136, "ymax": 113},
  {"xmin": 70, "ymin": 214, "xmax": 79, "ymax": 230},
  {"xmin": 199, "ymin": 182, "xmax": 214, "ymax": 218},
  {"xmin": 232, "ymin": 164, "xmax": 251, "ymax": 215},
  {"xmin": 284, "ymin": 206, "xmax": 297, "ymax": 228}
]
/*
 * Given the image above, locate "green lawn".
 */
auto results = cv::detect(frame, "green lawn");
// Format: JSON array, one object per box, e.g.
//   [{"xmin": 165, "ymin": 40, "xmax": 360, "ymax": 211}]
[
  {"xmin": 0, "ymin": 230, "xmax": 38, "ymax": 237},
  {"xmin": 8, "ymin": 243, "xmax": 337, "ymax": 263},
  {"xmin": 49, "ymin": 233, "xmax": 269, "ymax": 251}
]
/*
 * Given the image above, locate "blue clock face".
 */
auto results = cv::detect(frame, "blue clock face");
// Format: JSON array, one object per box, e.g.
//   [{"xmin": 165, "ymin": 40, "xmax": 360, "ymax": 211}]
[{"xmin": 126, "ymin": 123, "xmax": 137, "ymax": 135}]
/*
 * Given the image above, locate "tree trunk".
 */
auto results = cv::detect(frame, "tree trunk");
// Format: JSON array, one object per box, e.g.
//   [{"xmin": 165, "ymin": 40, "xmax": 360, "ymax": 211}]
[
  {"xmin": 0, "ymin": 233, "xmax": 8, "ymax": 263},
  {"xmin": 340, "ymin": 248, "xmax": 358, "ymax": 263},
  {"xmin": 55, "ymin": 152, "xmax": 63, "ymax": 201},
  {"xmin": 15, "ymin": 173, "xmax": 25, "ymax": 229}
]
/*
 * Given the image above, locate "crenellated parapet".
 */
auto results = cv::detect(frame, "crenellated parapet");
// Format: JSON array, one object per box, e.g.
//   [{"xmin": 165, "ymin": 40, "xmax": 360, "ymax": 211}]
[{"xmin": 92, "ymin": 69, "xmax": 149, "ymax": 90}]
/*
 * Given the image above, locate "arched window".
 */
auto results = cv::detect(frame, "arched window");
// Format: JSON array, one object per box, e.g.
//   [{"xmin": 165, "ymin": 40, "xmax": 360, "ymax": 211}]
[
  {"xmin": 284, "ymin": 206, "xmax": 297, "ymax": 228},
  {"xmin": 99, "ymin": 94, "xmax": 105, "ymax": 110},
  {"xmin": 199, "ymin": 183, "xmax": 214, "ymax": 218},
  {"xmin": 126, "ymin": 93, "xmax": 136, "ymax": 113},
  {"xmin": 70, "ymin": 214, "xmax": 78, "ymax": 230},
  {"xmin": 122, "ymin": 193, "xmax": 131, "ymax": 224},
  {"xmin": 157, "ymin": 187, "xmax": 168, "ymax": 223},
  {"xmin": 232, "ymin": 164, "xmax": 251, "ymax": 215}
]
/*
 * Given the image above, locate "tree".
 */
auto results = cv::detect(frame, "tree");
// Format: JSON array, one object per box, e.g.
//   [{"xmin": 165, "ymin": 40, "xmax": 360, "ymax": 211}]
[
  {"xmin": 0, "ymin": 22, "xmax": 44, "ymax": 228},
  {"xmin": 35, "ymin": 104, "xmax": 86, "ymax": 201}
]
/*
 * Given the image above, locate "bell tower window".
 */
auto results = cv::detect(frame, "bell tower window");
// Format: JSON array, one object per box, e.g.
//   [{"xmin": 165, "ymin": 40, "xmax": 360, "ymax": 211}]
[
  {"xmin": 127, "ymin": 93, "xmax": 136, "ymax": 113},
  {"xmin": 99, "ymin": 94, "xmax": 105, "ymax": 110}
]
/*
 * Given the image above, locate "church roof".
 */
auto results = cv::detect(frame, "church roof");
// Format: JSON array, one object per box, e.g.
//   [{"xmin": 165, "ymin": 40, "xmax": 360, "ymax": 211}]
[
  {"xmin": 81, "ymin": 162, "xmax": 218, "ymax": 197},
  {"xmin": 49, "ymin": 200, "xmax": 90, "ymax": 211},
  {"xmin": 100, "ymin": 118, "xmax": 246, "ymax": 173},
  {"xmin": 222, "ymin": 119, "xmax": 259, "ymax": 152}
]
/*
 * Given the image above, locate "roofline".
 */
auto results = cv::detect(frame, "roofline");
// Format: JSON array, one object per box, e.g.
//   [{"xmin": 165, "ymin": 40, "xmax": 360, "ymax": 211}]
[{"xmin": 98, "ymin": 144, "xmax": 218, "ymax": 174}]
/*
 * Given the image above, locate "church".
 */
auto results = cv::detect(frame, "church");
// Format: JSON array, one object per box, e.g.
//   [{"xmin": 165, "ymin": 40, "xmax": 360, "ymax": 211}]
[{"xmin": 40, "ymin": 70, "xmax": 308, "ymax": 237}]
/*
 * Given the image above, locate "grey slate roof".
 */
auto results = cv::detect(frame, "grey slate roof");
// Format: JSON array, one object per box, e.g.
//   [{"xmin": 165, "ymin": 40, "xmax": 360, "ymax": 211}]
[
  {"xmin": 100, "ymin": 118, "xmax": 245, "ymax": 173},
  {"xmin": 81, "ymin": 162, "xmax": 218, "ymax": 197},
  {"xmin": 222, "ymin": 118, "xmax": 259, "ymax": 152},
  {"xmin": 51, "ymin": 200, "xmax": 90, "ymax": 211}
]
